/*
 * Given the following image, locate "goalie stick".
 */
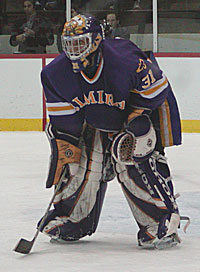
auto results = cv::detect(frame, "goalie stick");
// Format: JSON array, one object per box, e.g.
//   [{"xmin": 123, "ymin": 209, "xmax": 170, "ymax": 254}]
[{"xmin": 13, "ymin": 167, "xmax": 67, "ymax": 254}]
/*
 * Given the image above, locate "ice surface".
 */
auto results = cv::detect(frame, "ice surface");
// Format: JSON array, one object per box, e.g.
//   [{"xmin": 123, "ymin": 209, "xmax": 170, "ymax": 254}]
[{"xmin": 0, "ymin": 132, "xmax": 199, "ymax": 272}]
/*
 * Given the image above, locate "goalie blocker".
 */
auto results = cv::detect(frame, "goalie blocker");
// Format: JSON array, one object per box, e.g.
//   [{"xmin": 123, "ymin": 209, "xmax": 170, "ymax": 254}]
[{"xmin": 45, "ymin": 122, "xmax": 82, "ymax": 188}]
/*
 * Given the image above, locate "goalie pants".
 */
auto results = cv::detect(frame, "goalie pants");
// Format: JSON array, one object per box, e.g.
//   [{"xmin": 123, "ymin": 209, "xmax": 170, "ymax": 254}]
[{"xmin": 39, "ymin": 125, "xmax": 178, "ymax": 241}]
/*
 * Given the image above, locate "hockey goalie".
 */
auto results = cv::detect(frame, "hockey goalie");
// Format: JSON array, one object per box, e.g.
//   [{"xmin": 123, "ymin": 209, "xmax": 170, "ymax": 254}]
[{"xmin": 38, "ymin": 14, "xmax": 189, "ymax": 249}]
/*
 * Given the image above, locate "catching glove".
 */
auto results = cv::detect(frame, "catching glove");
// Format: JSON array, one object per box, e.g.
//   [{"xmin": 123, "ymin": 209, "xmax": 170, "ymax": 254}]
[
  {"xmin": 111, "ymin": 114, "xmax": 156, "ymax": 165},
  {"xmin": 45, "ymin": 122, "xmax": 81, "ymax": 188}
]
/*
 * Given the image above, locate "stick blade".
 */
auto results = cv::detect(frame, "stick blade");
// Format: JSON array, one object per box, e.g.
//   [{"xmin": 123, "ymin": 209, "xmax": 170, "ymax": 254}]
[{"xmin": 14, "ymin": 238, "xmax": 34, "ymax": 254}]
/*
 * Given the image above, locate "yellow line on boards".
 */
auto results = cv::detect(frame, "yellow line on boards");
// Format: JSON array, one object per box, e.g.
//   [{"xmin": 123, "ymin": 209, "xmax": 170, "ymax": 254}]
[
  {"xmin": 0, "ymin": 119, "xmax": 200, "ymax": 132},
  {"xmin": 0, "ymin": 119, "xmax": 43, "ymax": 131},
  {"xmin": 181, "ymin": 120, "xmax": 200, "ymax": 133}
]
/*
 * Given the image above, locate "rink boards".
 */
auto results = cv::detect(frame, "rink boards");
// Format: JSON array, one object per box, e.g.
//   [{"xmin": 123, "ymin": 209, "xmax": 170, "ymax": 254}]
[{"xmin": 0, "ymin": 53, "xmax": 200, "ymax": 132}]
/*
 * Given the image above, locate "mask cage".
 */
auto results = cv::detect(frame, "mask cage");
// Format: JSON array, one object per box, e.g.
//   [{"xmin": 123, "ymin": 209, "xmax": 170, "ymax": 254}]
[{"xmin": 62, "ymin": 33, "xmax": 92, "ymax": 60}]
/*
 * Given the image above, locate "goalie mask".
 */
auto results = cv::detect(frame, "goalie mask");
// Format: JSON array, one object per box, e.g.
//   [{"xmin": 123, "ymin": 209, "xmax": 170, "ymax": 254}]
[{"xmin": 62, "ymin": 14, "xmax": 105, "ymax": 73}]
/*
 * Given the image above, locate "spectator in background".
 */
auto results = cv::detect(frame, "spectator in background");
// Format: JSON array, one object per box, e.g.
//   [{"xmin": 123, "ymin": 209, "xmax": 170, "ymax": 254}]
[
  {"xmin": 106, "ymin": 12, "xmax": 130, "ymax": 39},
  {"xmin": 9, "ymin": 0, "xmax": 54, "ymax": 53},
  {"xmin": 133, "ymin": 0, "xmax": 141, "ymax": 9},
  {"xmin": 35, "ymin": 0, "xmax": 61, "ymax": 11}
]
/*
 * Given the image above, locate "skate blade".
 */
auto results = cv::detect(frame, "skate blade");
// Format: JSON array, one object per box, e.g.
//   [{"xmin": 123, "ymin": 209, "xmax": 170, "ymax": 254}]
[
  {"xmin": 153, "ymin": 234, "xmax": 180, "ymax": 250},
  {"xmin": 139, "ymin": 234, "xmax": 180, "ymax": 250}
]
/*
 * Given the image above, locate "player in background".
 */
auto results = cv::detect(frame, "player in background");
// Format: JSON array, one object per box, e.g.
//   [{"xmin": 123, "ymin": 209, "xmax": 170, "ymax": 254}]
[{"xmin": 38, "ymin": 14, "xmax": 189, "ymax": 249}]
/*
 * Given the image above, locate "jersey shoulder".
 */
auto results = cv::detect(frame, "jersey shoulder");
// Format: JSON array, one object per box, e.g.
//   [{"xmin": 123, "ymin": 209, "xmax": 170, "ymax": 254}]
[
  {"xmin": 42, "ymin": 52, "xmax": 71, "ymax": 77},
  {"xmin": 41, "ymin": 52, "xmax": 79, "ymax": 102},
  {"xmin": 101, "ymin": 38, "xmax": 149, "ymax": 72}
]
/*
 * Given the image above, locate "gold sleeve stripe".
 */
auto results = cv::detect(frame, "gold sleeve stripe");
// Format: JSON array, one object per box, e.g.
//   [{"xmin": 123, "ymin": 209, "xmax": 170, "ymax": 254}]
[
  {"xmin": 159, "ymin": 104, "xmax": 165, "ymax": 146},
  {"xmin": 131, "ymin": 78, "xmax": 168, "ymax": 96},
  {"xmin": 165, "ymin": 100, "xmax": 173, "ymax": 146},
  {"xmin": 48, "ymin": 105, "xmax": 75, "ymax": 111},
  {"xmin": 159, "ymin": 99, "xmax": 173, "ymax": 147}
]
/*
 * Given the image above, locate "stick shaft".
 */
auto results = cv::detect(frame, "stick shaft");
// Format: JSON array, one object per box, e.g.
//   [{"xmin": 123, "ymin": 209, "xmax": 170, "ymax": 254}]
[{"xmin": 31, "ymin": 168, "xmax": 66, "ymax": 242}]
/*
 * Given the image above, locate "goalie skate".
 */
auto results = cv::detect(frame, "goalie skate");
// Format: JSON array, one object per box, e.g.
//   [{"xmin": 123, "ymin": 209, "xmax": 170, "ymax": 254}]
[
  {"xmin": 153, "ymin": 233, "xmax": 180, "ymax": 249},
  {"xmin": 138, "ymin": 233, "xmax": 180, "ymax": 250},
  {"xmin": 138, "ymin": 213, "xmax": 182, "ymax": 250}
]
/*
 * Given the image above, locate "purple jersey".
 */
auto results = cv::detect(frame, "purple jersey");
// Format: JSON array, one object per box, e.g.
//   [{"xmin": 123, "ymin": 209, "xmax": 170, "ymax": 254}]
[{"xmin": 41, "ymin": 38, "xmax": 180, "ymax": 145}]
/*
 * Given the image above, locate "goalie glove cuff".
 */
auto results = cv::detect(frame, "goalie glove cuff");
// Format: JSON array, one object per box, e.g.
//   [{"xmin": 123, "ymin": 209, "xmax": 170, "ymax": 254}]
[
  {"xmin": 126, "ymin": 114, "xmax": 156, "ymax": 161},
  {"xmin": 126, "ymin": 114, "xmax": 153, "ymax": 137}
]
